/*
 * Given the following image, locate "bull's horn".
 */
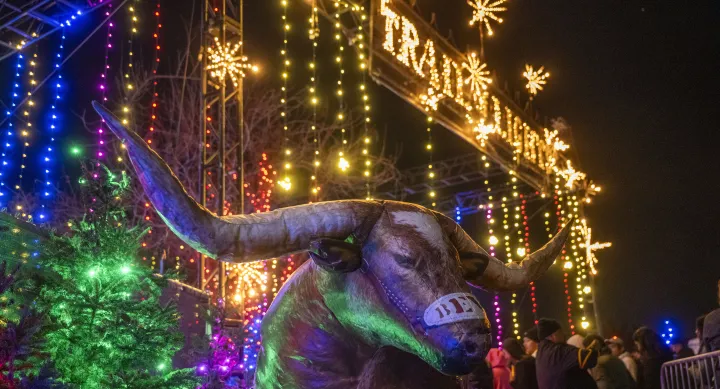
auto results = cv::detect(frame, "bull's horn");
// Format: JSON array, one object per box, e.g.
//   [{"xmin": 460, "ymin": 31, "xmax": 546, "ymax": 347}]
[
  {"xmin": 435, "ymin": 211, "xmax": 573, "ymax": 291},
  {"xmin": 92, "ymin": 102, "xmax": 381, "ymax": 263}
]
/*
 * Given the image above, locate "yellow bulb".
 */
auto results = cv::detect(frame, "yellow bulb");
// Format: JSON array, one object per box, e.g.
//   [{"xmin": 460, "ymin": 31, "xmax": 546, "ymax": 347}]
[{"xmin": 489, "ymin": 236, "xmax": 499, "ymax": 246}]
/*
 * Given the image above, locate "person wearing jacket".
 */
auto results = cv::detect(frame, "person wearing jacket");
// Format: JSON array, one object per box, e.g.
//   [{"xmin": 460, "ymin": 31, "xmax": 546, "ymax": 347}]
[
  {"xmin": 502, "ymin": 337, "xmax": 538, "ymax": 389},
  {"xmin": 535, "ymin": 318, "xmax": 598, "ymax": 389},
  {"xmin": 486, "ymin": 347, "xmax": 512, "ymax": 389},
  {"xmin": 523, "ymin": 327, "xmax": 540, "ymax": 358},
  {"xmin": 584, "ymin": 334, "xmax": 636, "ymax": 389},
  {"xmin": 632, "ymin": 327, "xmax": 672, "ymax": 389}
]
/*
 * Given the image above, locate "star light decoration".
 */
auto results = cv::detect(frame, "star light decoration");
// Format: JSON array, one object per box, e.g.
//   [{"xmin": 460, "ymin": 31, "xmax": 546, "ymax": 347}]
[
  {"xmin": 523, "ymin": 64, "xmax": 550, "ymax": 96},
  {"xmin": 473, "ymin": 120, "xmax": 497, "ymax": 147},
  {"xmin": 578, "ymin": 219, "xmax": 611, "ymax": 276},
  {"xmin": 206, "ymin": 36, "xmax": 259, "ymax": 88},
  {"xmin": 556, "ymin": 160, "xmax": 586, "ymax": 189},
  {"xmin": 467, "ymin": 0, "xmax": 508, "ymax": 36},
  {"xmin": 463, "ymin": 52, "xmax": 492, "ymax": 98}
]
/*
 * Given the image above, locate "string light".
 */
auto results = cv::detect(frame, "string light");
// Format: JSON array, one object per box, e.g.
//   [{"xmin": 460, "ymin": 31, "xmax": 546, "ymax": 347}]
[
  {"xmin": 121, "ymin": 1, "xmax": 138, "ymax": 126},
  {"xmin": 16, "ymin": 50, "xmax": 40, "ymax": 200},
  {"xmin": 555, "ymin": 189, "xmax": 574, "ymax": 334},
  {"xmin": 278, "ymin": 0, "xmax": 292, "ymax": 191},
  {"xmin": 520, "ymin": 195, "xmax": 537, "ymax": 324},
  {"xmin": 378, "ymin": 1, "xmax": 585, "ymax": 181},
  {"xmin": 0, "ymin": 53, "xmax": 25, "ymax": 206},
  {"xmin": 467, "ymin": 0, "xmax": 507, "ymax": 36},
  {"xmin": 501, "ymin": 188, "xmax": 517, "ymax": 337},
  {"xmin": 354, "ymin": 4, "xmax": 373, "ymax": 199},
  {"xmin": 206, "ymin": 37, "xmax": 259, "ymax": 88},
  {"xmin": 334, "ymin": 1, "xmax": 349, "ymax": 173},
  {"xmin": 426, "ymin": 116, "xmax": 435, "ymax": 207},
  {"xmin": 141, "ymin": 0, "xmax": 163, "ymax": 266},
  {"xmin": 523, "ymin": 64, "xmax": 550, "ymax": 96},
  {"xmin": 38, "ymin": 30, "xmax": 67, "ymax": 222},
  {"xmin": 97, "ymin": 2, "xmax": 114, "ymax": 161},
  {"xmin": 485, "ymin": 180, "xmax": 502, "ymax": 346},
  {"xmin": 661, "ymin": 320, "xmax": 674, "ymax": 345},
  {"xmin": 308, "ymin": 1, "xmax": 320, "ymax": 200}
]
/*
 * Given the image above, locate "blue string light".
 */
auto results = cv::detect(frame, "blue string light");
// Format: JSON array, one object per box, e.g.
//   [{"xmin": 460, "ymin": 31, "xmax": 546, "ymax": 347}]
[
  {"xmin": 455, "ymin": 206, "xmax": 462, "ymax": 222},
  {"xmin": 38, "ymin": 29, "xmax": 66, "ymax": 222},
  {"xmin": 0, "ymin": 53, "xmax": 25, "ymax": 208},
  {"xmin": 661, "ymin": 320, "xmax": 674, "ymax": 345}
]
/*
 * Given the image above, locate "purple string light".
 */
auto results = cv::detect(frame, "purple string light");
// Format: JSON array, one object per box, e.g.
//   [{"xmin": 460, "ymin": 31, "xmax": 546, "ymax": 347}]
[{"xmin": 97, "ymin": 1, "xmax": 114, "ymax": 162}]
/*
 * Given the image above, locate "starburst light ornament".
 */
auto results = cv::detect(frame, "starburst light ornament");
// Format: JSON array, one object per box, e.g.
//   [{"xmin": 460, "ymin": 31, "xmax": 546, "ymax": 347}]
[
  {"xmin": 556, "ymin": 160, "xmax": 586, "ymax": 189},
  {"xmin": 578, "ymin": 219, "xmax": 611, "ymax": 276},
  {"xmin": 523, "ymin": 64, "xmax": 550, "ymax": 96},
  {"xmin": 467, "ymin": 0, "xmax": 508, "ymax": 36},
  {"xmin": 463, "ymin": 52, "xmax": 492, "ymax": 97},
  {"xmin": 206, "ymin": 36, "xmax": 259, "ymax": 88}
]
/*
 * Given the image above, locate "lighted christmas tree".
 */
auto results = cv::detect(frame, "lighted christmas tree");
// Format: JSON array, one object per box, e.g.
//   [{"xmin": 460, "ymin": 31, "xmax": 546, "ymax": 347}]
[{"xmin": 0, "ymin": 169, "xmax": 199, "ymax": 388}]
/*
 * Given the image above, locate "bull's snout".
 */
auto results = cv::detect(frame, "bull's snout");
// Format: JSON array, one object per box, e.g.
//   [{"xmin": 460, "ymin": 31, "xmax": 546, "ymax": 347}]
[
  {"xmin": 458, "ymin": 329, "xmax": 491, "ymax": 361},
  {"xmin": 440, "ymin": 328, "xmax": 491, "ymax": 376}
]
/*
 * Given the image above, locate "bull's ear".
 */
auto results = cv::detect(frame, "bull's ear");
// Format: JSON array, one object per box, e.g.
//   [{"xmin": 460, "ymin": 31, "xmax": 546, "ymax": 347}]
[{"xmin": 309, "ymin": 238, "xmax": 362, "ymax": 273}]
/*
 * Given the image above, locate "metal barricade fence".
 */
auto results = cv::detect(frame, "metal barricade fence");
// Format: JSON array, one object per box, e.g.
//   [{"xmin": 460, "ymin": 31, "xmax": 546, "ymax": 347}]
[{"xmin": 661, "ymin": 350, "xmax": 720, "ymax": 389}]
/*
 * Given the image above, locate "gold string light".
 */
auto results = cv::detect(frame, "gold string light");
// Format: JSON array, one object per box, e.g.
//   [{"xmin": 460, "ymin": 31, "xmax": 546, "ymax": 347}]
[
  {"xmin": 308, "ymin": 1, "xmax": 320, "ymax": 200},
  {"xmin": 122, "ymin": 2, "xmax": 138, "ymax": 126},
  {"xmin": 334, "ymin": 1, "xmax": 349, "ymax": 173},
  {"xmin": 353, "ymin": 4, "xmax": 373, "ymax": 199},
  {"xmin": 426, "ymin": 116, "xmax": 435, "ymax": 207},
  {"xmin": 278, "ymin": 0, "xmax": 292, "ymax": 191},
  {"xmin": 523, "ymin": 64, "xmax": 550, "ymax": 96}
]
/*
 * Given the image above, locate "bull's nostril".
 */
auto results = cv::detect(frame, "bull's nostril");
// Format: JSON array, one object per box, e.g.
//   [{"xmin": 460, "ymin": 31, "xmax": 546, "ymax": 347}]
[{"xmin": 463, "ymin": 342, "xmax": 477, "ymax": 355}]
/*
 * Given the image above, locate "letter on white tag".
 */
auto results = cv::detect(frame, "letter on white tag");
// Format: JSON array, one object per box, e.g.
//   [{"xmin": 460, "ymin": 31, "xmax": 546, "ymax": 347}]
[{"xmin": 423, "ymin": 293, "xmax": 485, "ymax": 327}]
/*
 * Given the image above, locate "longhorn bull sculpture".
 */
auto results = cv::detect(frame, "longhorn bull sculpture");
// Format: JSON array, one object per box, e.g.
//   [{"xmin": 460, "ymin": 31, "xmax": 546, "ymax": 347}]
[{"xmin": 92, "ymin": 102, "xmax": 571, "ymax": 389}]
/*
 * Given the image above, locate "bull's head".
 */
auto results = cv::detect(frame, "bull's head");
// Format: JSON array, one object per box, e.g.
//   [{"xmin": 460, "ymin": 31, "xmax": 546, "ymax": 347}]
[{"xmin": 93, "ymin": 102, "xmax": 571, "ymax": 376}]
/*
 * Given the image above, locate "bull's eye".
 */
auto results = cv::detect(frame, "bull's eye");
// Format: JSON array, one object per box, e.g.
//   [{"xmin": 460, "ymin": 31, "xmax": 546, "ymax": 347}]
[{"xmin": 393, "ymin": 255, "xmax": 416, "ymax": 269}]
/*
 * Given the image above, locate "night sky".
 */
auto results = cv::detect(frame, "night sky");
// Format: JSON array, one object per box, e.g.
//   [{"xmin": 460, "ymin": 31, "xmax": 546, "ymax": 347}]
[{"xmin": 3, "ymin": 0, "xmax": 719, "ymax": 341}]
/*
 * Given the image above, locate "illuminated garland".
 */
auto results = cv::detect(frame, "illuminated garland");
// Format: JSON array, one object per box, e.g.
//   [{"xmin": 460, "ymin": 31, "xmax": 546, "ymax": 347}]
[
  {"xmin": 142, "ymin": 0, "xmax": 162, "ymax": 270},
  {"xmin": 121, "ymin": 1, "xmax": 139, "ymax": 127},
  {"xmin": 308, "ymin": 1, "xmax": 320, "ymax": 201},
  {"xmin": 501, "ymin": 188, "xmax": 515, "ymax": 337},
  {"xmin": 426, "ymin": 116, "xmax": 435, "ymax": 207},
  {"xmin": 334, "ymin": 1, "xmax": 349, "ymax": 173},
  {"xmin": 520, "ymin": 195, "xmax": 536, "ymax": 324},
  {"xmin": 38, "ymin": 30, "xmax": 67, "ymax": 222},
  {"xmin": 15, "ymin": 50, "xmax": 40, "ymax": 207},
  {"xmin": 0, "ymin": 53, "xmax": 25, "ymax": 206},
  {"xmin": 484, "ymin": 180, "xmax": 502, "ymax": 346},
  {"xmin": 555, "ymin": 188, "xmax": 574, "ymax": 334},
  {"xmin": 353, "ymin": 4, "xmax": 373, "ymax": 199},
  {"xmin": 278, "ymin": 0, "xmax": 292, "ymax": 191},
  {"xmin": 98, "ymin": 3, "xmax": 114, "ymax": 161}
]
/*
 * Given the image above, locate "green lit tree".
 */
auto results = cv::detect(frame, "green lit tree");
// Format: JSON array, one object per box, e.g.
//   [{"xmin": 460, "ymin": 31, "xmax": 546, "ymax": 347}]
[{"xmin": 0, "ymin": 169, "xmax": 199, "ymax": 389}]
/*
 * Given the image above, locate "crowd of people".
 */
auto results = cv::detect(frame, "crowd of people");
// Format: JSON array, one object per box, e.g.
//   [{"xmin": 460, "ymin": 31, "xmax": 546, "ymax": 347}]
[{"xmin": 465, "ymin": 278, "xmax": 720, "ymax": 389}]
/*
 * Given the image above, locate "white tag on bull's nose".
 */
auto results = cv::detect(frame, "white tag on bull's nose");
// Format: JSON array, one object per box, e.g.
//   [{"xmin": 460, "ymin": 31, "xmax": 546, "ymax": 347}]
[{"xmin": 423, "ymin": 293, "xmax": 485, "ymax": 327}]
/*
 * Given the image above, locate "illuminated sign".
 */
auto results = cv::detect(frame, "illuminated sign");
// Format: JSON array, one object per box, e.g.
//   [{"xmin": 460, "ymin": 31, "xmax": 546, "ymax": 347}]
[{"xmin": 370, "ymin": 0, "xmax": 583, "ymax": 191}]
